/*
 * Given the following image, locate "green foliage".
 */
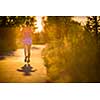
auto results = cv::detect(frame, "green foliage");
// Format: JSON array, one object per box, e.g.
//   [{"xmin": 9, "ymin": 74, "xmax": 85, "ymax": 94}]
[
  {"xmin": 86, "ymin": 16, "xmax": 100, "ymax": 48},
  {"xmin": 0, "ymin": 27, "xmax": 17, "ymax": 54},
  {"xmin": 86, "ymin": 16, "xmax": 100, "ymax": 38},
  {"xmin": 43, "ymin": 17, "xmax": 100, "ymax": 82},
  {"xmin": 44, "ymin": 16, "xmax": 71, "ymax": 41},
  {"xmin": 0, "ymin": 16, "xmax": 36, "ymax": 27}
]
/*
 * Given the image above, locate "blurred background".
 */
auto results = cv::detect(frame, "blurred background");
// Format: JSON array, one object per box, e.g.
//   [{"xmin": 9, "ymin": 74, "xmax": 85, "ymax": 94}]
[{"xmin": 0, "ymin": 16, "xmax": 100, "ymax": 83}]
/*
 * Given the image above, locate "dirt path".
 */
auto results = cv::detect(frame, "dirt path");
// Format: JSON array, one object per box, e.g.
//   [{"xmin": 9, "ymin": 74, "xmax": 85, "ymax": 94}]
[{"xmin": 0, "ymin": 45, "xmax": 47, "ymax": 83}]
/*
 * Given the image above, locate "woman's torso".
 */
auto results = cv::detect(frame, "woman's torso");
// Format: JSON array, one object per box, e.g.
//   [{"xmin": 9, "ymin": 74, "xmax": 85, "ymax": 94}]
[{"xmin": 22, "ymin": 27, "xmax": 32, "ymax": 39}]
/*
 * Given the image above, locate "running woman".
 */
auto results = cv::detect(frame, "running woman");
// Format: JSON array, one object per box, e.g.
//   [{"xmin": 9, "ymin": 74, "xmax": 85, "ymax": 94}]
[{"xmin": 20, "ymin": 21, "xmax": 33, "ymax": 63}]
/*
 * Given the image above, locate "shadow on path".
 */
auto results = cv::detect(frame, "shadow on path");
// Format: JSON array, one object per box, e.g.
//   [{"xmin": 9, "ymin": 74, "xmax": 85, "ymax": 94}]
[
  {"xmin": 0, "ymin": 45, "xmax": 47, "ymax": 82},
  {"xmin": 17, "ymin": 64, "xmax": 37, "ymax": 76},
  {"xmin": 0, "ymin": 51, "xmax": 15, "ymax": 60},
  {"xmin": 31, "ymin": 46, "xmax": 40, "ymax": 50},
  {"xmin": 0, "ymin": 56, "xmax": 5, "ymax": 60}
]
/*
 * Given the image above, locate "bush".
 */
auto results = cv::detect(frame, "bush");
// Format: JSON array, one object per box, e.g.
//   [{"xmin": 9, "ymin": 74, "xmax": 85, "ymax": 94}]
[
  {"xmin": 0, "ymin": 27, "xmax": 17, "ymax": 55},
  {"xmin": 42, "ymin": 22, "xmax": 100, "ymax": 82}
]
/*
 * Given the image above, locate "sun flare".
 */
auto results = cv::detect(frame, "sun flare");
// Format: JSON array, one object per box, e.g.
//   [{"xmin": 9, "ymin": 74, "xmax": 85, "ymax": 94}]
[{"xmin": 35, "ymin": 16, "xmax": 43, "ymax": 33}]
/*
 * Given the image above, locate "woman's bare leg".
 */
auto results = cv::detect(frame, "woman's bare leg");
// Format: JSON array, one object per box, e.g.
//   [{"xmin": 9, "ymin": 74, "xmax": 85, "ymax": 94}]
[
  {"xmin": 27, "ymin": 45, "xmax": 31, "ymax": 62},
  {"xmin": 24, "ymin": 45, "xmax": 27, "ymax": 57},
  {"xmin": 24, "ymin": 45, "xmax": 28, "ymax": 62}
]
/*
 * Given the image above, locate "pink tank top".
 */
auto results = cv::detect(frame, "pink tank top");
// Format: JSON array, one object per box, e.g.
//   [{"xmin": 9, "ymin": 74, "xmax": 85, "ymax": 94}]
[
  {"xmin": 24, "ymin": 32, "xmax": 30, "ymax": 38},
  {"xmin": 22, "ymin": 27, "xmax": 32, "ymax": 39}
]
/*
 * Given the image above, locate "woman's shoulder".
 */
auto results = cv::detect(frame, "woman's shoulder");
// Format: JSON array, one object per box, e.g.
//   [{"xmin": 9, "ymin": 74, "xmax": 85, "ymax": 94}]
[{"xmin": 22, "ymin": 26, "xmax": 32, "ymax": 32}]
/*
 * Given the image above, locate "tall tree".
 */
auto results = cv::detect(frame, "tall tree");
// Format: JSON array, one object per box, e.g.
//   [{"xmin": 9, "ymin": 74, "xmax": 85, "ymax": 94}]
[
  {"xmin": 0, "ymin": 16, "xmax": 36, "ymax": 27},
  {"xmin": 86, "ymin": 16, "xmax": 100, "ymax": 79},
  {"xmin": 45, "ymin": 16, "xmax": 71, "ymax": 40},
  {"xmin": 86, "ymin": 16, "xmax": 100, "ymax": 41}
]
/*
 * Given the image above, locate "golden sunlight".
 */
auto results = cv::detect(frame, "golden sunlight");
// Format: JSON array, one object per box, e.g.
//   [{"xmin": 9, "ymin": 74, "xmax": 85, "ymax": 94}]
[
  {"xmin": 72, "ymin": 16, "xmax": 87, "ymax": 26},
  {"xmin": 35, "ymin": 16, "xmax": 43, "ymax": 33}
]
